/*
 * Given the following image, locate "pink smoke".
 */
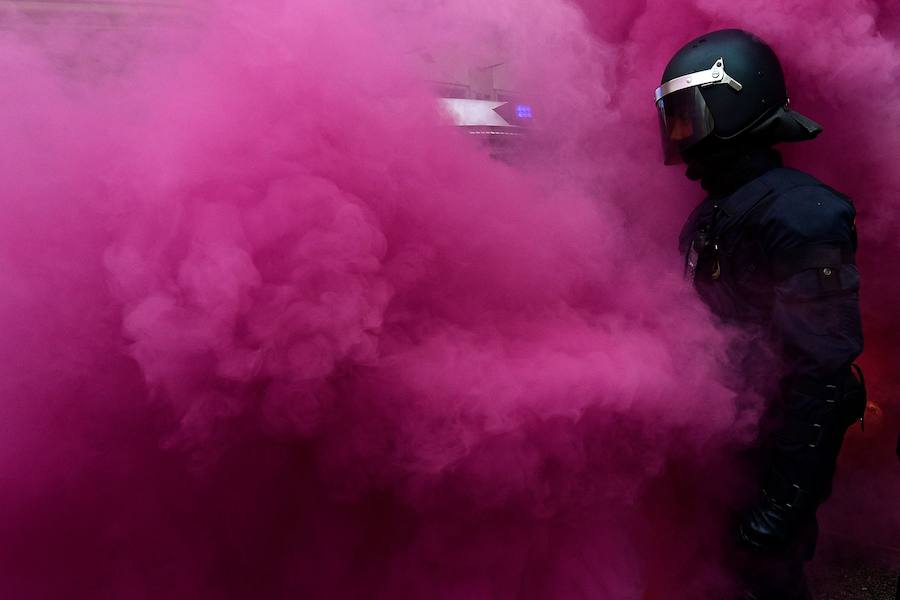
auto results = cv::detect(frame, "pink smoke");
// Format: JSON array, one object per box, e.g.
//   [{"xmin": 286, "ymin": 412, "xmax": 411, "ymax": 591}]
[{"xmin": 0, "ymin": 1, "xmax": 896, "ymax": 598}]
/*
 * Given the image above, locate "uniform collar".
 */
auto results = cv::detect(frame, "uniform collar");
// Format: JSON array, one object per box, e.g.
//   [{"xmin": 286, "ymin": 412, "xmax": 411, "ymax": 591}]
[
  {"xmin": 692, "ymin": 146, "xmax": 783, "ymax": 197},
  {"xmin": 679, "ymin": 163, "xmax": 780, "ymax": 254}
]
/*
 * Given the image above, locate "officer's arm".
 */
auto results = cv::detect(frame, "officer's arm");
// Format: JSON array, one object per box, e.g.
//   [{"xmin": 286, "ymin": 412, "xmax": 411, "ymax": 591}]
[
  {"xmin": 738, "ymin": 187, "xmax": 865, "ymax": 552},
  {"xmin": 768, "ymin": 193, "xmax": 862, "ymax": 383}
]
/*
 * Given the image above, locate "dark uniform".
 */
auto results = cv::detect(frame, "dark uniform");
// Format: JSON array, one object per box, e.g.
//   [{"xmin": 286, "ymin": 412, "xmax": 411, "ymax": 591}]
[
  {"xmin": 679, "ymin": 148, "xmax": 866, "ymax": 598},
  {"xmin": 654, "ymin": 30, "xmax": 867, "ymax": 599}
]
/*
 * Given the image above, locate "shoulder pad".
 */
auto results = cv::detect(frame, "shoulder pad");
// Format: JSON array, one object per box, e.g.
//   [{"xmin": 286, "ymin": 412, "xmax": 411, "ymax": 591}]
[{"xmin": 758, "ymin": 173, "xmax": 856, "ymax": 250}]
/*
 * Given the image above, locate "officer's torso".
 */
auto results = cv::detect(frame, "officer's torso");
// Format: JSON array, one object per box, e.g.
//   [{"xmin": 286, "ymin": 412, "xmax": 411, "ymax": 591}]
[{"xmin": 679, "ymin": 168, "xmax": 845, "ymax": 327}]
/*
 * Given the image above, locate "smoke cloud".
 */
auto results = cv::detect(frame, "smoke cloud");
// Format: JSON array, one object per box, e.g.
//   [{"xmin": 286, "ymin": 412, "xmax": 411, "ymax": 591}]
[{"xmin": 0, "ymin": 1, "xmax": 896, "ymax": 598}]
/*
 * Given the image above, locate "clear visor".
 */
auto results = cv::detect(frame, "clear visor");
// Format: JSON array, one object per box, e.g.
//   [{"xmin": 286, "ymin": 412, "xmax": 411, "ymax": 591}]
[{"xmin": 656, "ymin": 86, "xmax": 715, "ymax": 165}]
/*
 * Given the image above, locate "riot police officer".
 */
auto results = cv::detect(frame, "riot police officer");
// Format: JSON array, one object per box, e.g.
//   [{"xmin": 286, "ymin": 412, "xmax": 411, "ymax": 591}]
[{"xmin": 655, "ymin": 29, "xmax": 867, "ymax": 599}]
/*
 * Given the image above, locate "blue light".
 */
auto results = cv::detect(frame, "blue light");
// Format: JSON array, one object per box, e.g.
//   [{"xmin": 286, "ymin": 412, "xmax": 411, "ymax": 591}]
[{"xmin": 516, "ymin": 104, "xmax": 533, "ymax": 119}]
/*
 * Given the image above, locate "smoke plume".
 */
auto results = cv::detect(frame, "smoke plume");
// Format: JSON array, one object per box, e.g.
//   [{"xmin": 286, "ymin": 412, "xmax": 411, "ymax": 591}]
[{"xmin": 0, "ymin": 1, "xmax": 896, "ymax": 598}]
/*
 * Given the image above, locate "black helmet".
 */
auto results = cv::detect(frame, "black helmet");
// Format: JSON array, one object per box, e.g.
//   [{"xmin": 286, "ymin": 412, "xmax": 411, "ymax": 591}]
[{"xmin": 655, "ymin": 29, "xmax": 822, "ymax": 165}]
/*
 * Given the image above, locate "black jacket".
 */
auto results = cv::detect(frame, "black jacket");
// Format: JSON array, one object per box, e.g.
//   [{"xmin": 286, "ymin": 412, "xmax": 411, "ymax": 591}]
[
  {"xmin": 679, "ymin": 160, "xmax": 866, "ymax": 547},
  {"xmin": 680, "ymin": 166, "xmax": 862, "ymax": 380}
]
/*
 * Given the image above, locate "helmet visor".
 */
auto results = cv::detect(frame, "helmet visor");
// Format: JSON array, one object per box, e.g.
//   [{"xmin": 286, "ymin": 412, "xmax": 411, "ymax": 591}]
[{"xmin": 656, "ymin": 87, "xmax": 715, "ymax": 165}]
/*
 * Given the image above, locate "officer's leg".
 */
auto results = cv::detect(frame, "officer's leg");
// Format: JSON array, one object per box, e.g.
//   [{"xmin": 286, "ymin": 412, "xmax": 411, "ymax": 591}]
[{"xmin": 736, "ymin": 520, "xmax": 814, "ymax": 600}]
